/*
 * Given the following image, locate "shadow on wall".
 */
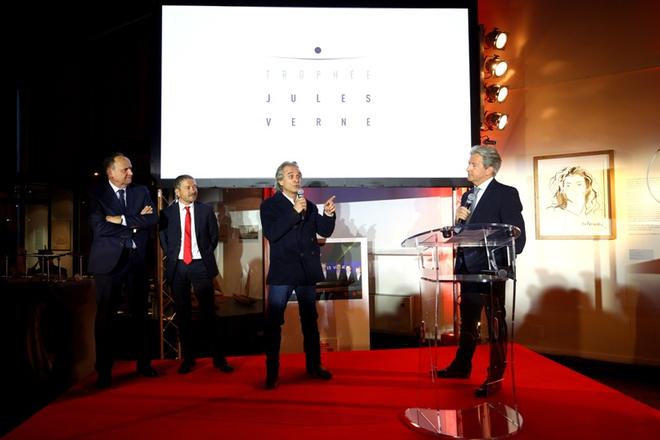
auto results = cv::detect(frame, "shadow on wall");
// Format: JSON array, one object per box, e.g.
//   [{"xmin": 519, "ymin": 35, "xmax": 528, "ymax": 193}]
[
  {"xmin": 516, "ymin": 268, "xmax": 659, "ymax": 364},
  {"xmin": 216, "ymin": 202, "xmax": 243, "ymax": 296},
  {"xmin": 625, "ymin": 259, "xmax": 660, "ymax": 364}
]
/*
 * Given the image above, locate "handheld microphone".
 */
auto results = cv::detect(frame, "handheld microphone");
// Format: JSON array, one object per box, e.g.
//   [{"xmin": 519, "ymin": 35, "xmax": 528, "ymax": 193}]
[
  {"xmin": 482, "ymin": 268, "xmax": 510, "ymax": 280},
  {"xmin": 454, "ymin": 192, "xmax": 476, "ymax": 232},
  {"xmin": 296, "ymin": 189, "xmax": 306, "ymax": 217}
]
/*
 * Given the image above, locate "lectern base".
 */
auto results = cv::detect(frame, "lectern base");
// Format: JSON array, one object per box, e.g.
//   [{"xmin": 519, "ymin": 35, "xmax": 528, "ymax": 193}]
[{"xmin": 403, "ymin": 402, "xmax": 522, "ymax": 439}]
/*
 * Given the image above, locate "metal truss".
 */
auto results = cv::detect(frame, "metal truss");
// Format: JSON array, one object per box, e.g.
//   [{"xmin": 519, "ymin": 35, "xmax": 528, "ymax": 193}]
[{"xmin": 157, "ymin": 189, "xmax": 180, "ymax": 359}]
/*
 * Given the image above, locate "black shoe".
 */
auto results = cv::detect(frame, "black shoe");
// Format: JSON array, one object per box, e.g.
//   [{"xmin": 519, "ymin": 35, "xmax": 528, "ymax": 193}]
[
  {"xmin": 137, "ymin": 364, "xmax": 158, "ymax": 378},
  {"xmin": 474, "ymin": 379, "xmax": 502, "ymax": 397},
  {"xmin": 265, "ymin": 373, "xmax": 279, "ymax": 389},
  {"xmin": 213, "ymin": 358, "xmax": 235, "ymax": 373},
  {"xmin": 178, "ymin": 359, "xmax": 196, "ymax": 374},
  {"xmin": 307, "ymin": 366, "xmax": 333, "ymax": 380},
  {"xmin": 96, "ymin": 372, "xmax": 112, "ymax": 389},
  {"xmin": 217, "ymin": 363, "xmax": 234, "ymax": 373},
  {"xmin": 436, "ymin": 365, "xmax": 471, "ymax": 379}
]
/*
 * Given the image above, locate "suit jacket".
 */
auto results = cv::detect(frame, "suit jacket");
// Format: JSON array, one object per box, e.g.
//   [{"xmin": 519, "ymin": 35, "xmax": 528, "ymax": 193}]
[
  {"xmin": 159, "ymin": 201, "xmax": 220, "ymax": 285},
  {"xmin": 88, "ymin": 182, "xmax": 158, "ymax": 275},
  {"xmin": 260, "ymin": 191, "xmax": 335, "ymax": 285},
  {"xmin": 456, "ymin": 179, "xmax": 526, "ymax": 274}
]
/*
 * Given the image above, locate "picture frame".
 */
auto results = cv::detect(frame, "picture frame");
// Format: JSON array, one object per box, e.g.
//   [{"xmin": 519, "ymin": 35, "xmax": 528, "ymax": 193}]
[
  {"xmin": 282, "ymin": 237, "xmax": 370, "ymax": 353},
  {"xmin": 317, "ymin": 237, "xmax": 368, "ymax": 301},
  {"xmin": 534, "ymin": 150, "xmax": 615, "ymax": 240},
  {"xmin": 51, "ymin": 220, "xmax": 71, "ymax": 251},
  {"xmin": 288, "ymin": 237, "xmax": 368, "ymax": 301}
]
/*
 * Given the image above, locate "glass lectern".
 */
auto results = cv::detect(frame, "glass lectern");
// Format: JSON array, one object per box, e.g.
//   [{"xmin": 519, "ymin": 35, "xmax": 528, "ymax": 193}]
[{"xmin": 401, "ymin": 223, "xmax": 523, "ymax": 439}]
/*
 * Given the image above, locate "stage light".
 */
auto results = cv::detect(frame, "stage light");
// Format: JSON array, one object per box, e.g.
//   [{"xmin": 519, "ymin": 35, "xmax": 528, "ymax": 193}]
[
  {"xmin": 485, "ymin": 84, "xmax": 508, "ymax": 103},
  {"xmin": 484, "ymin": 112, "xmax": 508, "ymax": 130},
  {"xmin": 481, "ymin": 136, "xmax": 497, "ymax": 145},
  {"xmin": 485, "ymin": 28, "xmax": 508, "ymax": 50},
  {"xmin": 484, "ymin": 55, "xmax": 508, "ymax": 77}
]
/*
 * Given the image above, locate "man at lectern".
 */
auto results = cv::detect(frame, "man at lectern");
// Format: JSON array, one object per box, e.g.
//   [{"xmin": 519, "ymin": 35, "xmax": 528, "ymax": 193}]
[
  {"xmin": 437, "ymin": 145, "xmax": 526, "ymax": 397},
  {"xmin": 159, "ymin": 175, "xmax": 234, "ymax": 375},
  {"xmin": 260, "ymin": 161, "xmax": 337, "ymax": 389},
  {"xmin": 88, "ymin": 153, "xmax": 158, "ymax": 389}
]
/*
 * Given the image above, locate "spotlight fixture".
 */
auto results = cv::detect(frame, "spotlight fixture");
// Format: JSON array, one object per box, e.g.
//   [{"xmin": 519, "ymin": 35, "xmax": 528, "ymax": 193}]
[
  {"xmin": 484, "ymin": 112, "xmax": 508, "ymax": 130},
  {"xmin": 485, "ymin": 84, "xmax": 509, "ymax": 103},
  {"xmin": 484, "ymin": 55, "xmax": 508, "ymax": 77},
  {"xmin": 481, "ymin": 136, "xmax": 497, "ymax": 146},
  {"xmin": 485, "ymin": 28, "xmax": 508, "ymax": 50}
]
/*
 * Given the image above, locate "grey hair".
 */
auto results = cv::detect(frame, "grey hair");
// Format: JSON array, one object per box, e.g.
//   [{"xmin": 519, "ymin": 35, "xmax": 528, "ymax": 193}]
[
  {"xmin": 470, "ymin": 145, "xmax": 502, "ymax": 175},
  {"xmin": 274, "ymin": 161, "xmax": 299, "ymax": 191},
  {"xmin": 174, "ymin": 174, "xmax": 195, "ymax": 189}
]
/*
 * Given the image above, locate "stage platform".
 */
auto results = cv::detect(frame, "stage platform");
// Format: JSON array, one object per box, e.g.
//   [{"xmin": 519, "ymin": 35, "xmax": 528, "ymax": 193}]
[{"xmin": 6, "ymin": 344, "xmax": 659, "ymax": 439}]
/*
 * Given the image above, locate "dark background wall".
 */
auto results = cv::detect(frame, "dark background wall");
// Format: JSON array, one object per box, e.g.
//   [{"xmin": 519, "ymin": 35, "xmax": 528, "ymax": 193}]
[{"xmin": 9, "ymin": 1, "xmax": 158, "ymax": 185}]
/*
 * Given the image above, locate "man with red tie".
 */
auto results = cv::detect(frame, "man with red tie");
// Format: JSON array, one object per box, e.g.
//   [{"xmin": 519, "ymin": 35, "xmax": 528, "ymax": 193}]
[{"xmin": 159, "ymin": 175, "xmax": 233, "ymax": 374}]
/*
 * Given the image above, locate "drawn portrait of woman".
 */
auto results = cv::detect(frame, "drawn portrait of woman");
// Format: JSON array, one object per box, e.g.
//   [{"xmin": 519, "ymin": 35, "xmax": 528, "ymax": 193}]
[
  {"xmin": 534, "ymin": 151, "xmax": 614, "ymax": 239},
  {"xmin": 548, "ymin": 166, "xmax": 601, "ymax": 218}
]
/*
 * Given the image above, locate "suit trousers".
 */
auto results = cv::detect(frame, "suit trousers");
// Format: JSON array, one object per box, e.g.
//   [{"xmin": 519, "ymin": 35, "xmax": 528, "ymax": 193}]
[
  {"xmin": 171, "ymin": 260, "xmax": 223, "ymax": 362},
  {"xmin": 455, "ymin": 278, "xmax": 508, "ymax": 378},
  {"xmin": 94, "ymin": 248, "xmax": 150, "ymax": 374},
  {"xmin": 264, "ymin": 285, "xmax": 321, "ymax": 375}
]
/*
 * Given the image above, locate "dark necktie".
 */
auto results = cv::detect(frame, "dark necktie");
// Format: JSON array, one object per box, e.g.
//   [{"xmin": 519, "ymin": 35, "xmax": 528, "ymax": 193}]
[
  {"xmin": 183, "ymin": 206, "xmax": 193, "ymax": 264},
  {"xmin": 466, "ymin": 186, "xmax": 481, "ymax": 224},
  {"xmin": 117, "ymin": 189, "xmax": 126, "ymax": 213}
]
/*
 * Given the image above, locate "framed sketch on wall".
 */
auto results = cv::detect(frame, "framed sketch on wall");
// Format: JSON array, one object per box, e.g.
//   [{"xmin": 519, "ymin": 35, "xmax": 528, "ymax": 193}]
[{"xmin": 534, "ymin": 150, "xmax": 615, "ymax": 240}]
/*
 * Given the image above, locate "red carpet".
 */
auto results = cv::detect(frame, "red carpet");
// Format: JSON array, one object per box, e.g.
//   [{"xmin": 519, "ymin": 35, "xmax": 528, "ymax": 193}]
[{"xmin": 6, "ymin": 345, "xmax": 659, "ymax": 439}]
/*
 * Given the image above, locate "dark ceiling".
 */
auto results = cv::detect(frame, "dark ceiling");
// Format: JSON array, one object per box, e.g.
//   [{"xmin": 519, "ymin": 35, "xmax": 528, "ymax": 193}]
[{"xmin": 9, "ymin": 1, "xmax": 160, "ymax": 186}]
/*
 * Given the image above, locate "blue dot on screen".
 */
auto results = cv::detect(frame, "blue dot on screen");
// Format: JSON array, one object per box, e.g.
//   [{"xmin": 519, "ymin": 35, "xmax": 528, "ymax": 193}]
[{"xmin": 315, "ymin": 47, "xmax": 322, "ymax": 54}]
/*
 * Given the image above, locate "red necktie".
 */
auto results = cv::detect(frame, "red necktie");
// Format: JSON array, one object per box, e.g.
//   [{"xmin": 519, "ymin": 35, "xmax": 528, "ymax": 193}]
[{"xmin": 183, "ymin": 206, "xmax": 193, "ymax": 264}]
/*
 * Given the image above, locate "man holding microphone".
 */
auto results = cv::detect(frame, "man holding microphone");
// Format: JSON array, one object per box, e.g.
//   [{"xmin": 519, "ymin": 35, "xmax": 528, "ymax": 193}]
[{"xmin": 260, "ymin": 161, "xmax": 337, "ymax": 389}]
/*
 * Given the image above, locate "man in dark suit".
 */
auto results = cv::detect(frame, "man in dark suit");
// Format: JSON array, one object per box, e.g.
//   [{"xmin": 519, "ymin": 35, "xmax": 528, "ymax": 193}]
[
  {"xmin": 325, "ymin": 264, "xmax": 337, "ymax": 281},
  {"xmin": 335, "ymin": 263, "xmax": 348, "ymax": 282},
  {"xmin": 159, "ymin": 175, "xmax": 233, "ymax": 374},
  {"xmin": 260, "ymin": 161, "xmax": 336, "ymax": 389},
  {"xmin": 345, "ymin": 265, "xmax": 356, "ymax": 284},
  {"xmin": 354, "ymin": 266, "xmax": 362, "ymax": 285},
  {"xmin": 88, "ymin": 153, "xmax": 159, "ymax": 389},
  {"xmin": 437, "ymin": 145, "xmax": 526, "ymax": 397}
]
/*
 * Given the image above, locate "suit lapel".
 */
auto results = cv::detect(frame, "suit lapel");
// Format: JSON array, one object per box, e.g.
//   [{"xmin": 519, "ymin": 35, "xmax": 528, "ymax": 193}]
[
  {"xmin": 172, "ymin": 203, "xmax": 182, "ymax": 245},
  {"xmin": 276, "ymin": 191, "xmax": 289, "ymax": 209},
  {"xmin": 193, "ymin": 202, "xmax": 203, "ymax": 241},
  {"xmin": 470, "ymin": 180, "xmax": 497, "ymax": 222},
  {"xmin": 104, "ymin": 183, "xmax": 124, "ymax": 214},
  {"xmin": 125, "ymin": 185, "xmax": 138, "ymax": 214}
]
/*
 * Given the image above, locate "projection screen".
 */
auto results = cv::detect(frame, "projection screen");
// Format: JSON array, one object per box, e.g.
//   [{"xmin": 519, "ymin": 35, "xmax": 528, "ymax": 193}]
[{"xmin": 157, "ymin": 1, "xmax": 480, "ymax": 187}]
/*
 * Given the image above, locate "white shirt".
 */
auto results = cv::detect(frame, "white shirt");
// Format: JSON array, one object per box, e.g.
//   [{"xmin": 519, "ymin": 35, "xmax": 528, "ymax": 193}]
[
  {"xmin": 472, "ymin": 177, "xmax": 494, "ymax": 211},
  {"xmin": 108, "ymin": 181, "xmax": 136, "ymax": 248},
  {"xmin": 108, "ymin": 181, "xmax": 128, "ymax": 226},
  {"xmin": 283, "ymin": 192, "xmax": 297, "ymax": 206},
  {"xmin": 178, "ymin": 202, "xmax": 202, "ymax": 260}
]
